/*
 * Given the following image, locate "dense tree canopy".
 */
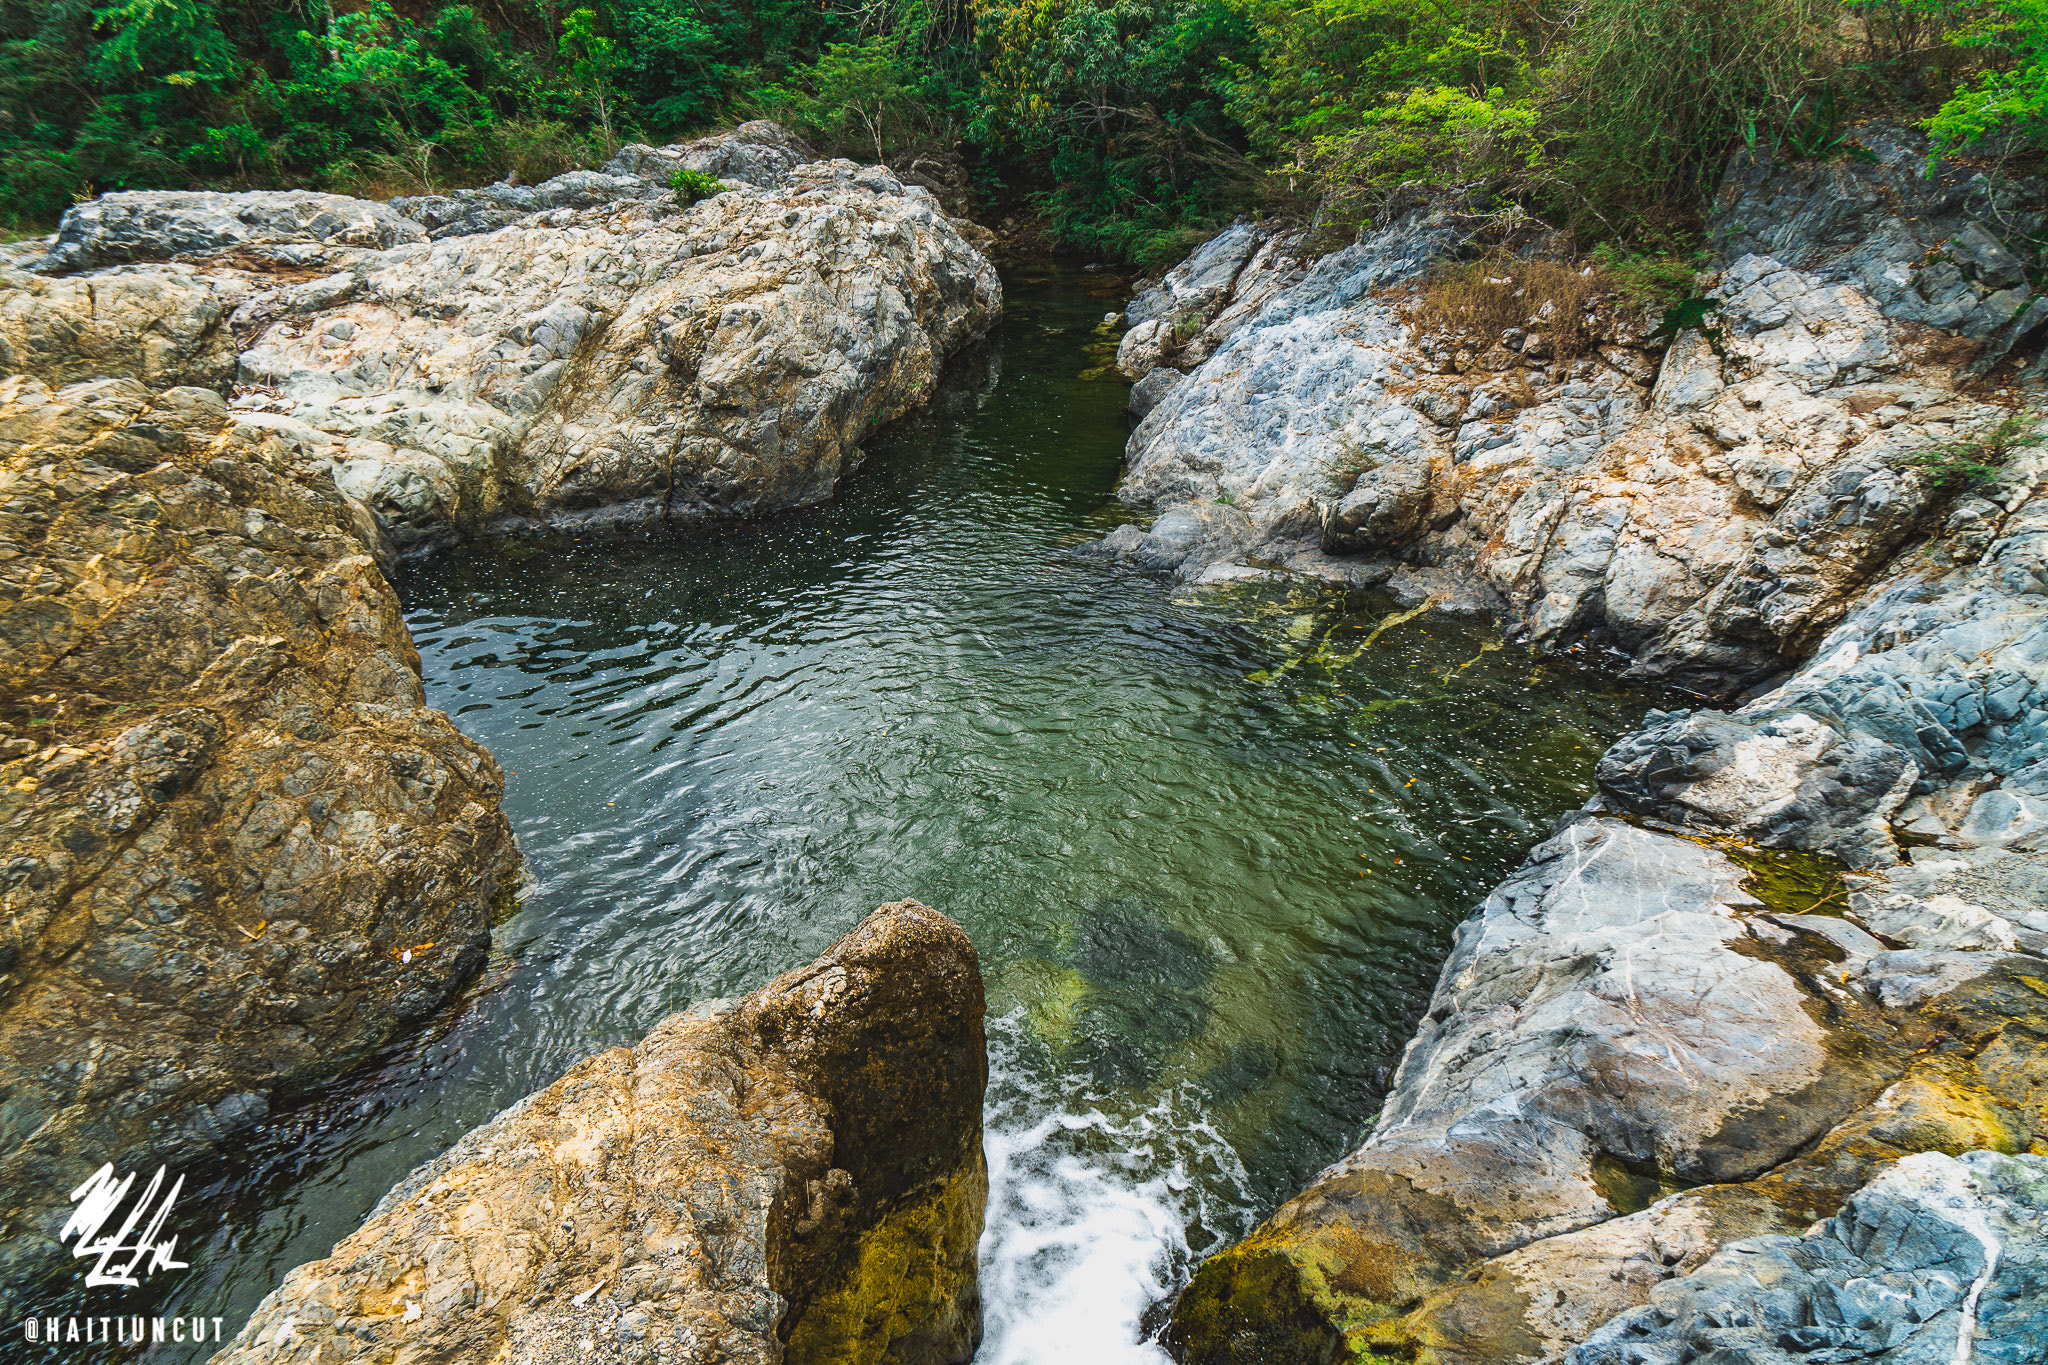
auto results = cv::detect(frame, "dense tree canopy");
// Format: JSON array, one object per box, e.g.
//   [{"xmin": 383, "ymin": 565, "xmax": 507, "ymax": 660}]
[{"xmin": 4, "ymin": 0, "xmax": 2046, "ymax": 260}]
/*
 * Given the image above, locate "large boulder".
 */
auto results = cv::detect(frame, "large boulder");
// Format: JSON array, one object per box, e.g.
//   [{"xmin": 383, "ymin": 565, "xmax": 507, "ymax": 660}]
[
  {"xmin": 1, "ymin": 126, "xmax": 1001, "ymax": 554},
  {"xmin": 231, "ymin": 159, "xmax": 1000, "ymax": 550},
  {"xmin": 0, "ymin": 264, "xmax": 248, "ymax": 390},
  {"xmin": 1600, "ymin": 436, "xmax": 2048, "ymax": 872},
  {"xmin": 213, "ymin": 901, "xmax": 988, "ymax": 1365},
  {"xmin": 1097, "ymin": 124, "xmax": 2034, "ymax": 699},
  {"xmin": 0, "ymin": 376, "xmax": 519, "ymax": 1301},
  {"xmin": 37, "ymin": 189, "xmax": 425, "ymax": 273},
  {"xmin": 1164, "ymin": 813, "xmax": 2048, "ymax": 1365}
]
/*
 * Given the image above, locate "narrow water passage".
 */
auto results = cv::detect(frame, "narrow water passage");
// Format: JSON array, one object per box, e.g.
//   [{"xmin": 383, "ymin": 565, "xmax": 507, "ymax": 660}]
[{"xmin": 64, "ymin": 276, "xmax": 1663, "ymax": 1363}]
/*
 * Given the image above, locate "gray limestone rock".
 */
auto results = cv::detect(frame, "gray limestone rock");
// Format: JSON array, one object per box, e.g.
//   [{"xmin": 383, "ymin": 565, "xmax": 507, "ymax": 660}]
[
  {"xmin": 227, "ymin": 156, "xmax": 1000, "ymax": 550},
  {"xmin": 37, "ymin": 190, "xmax": 424, "ymax": 273},
  {"xmin": 604, "ymin": 119, "xmax": 816, "ymax": 189},
  {"xmin": 1116, "ymin": 218, "xmax": 1311, "ymax": 378},
  {"xmin": 1571, "ymin": 1150, "xmax": 2048, "ymax": 1365},
  {"xmin": 1100, "ymin": 123, "xmax": 2030, "ymax": 696},
  {"xmin": 1128, "ymin": 364, "xmax": 1184, "ymax": 418}
]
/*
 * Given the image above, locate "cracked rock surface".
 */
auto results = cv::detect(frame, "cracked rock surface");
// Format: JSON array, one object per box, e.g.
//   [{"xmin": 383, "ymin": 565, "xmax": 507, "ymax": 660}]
[
  {"xmin": 1159, "ymin": 125, "xmax": 2048, "ymax": 1365},
  {"xmin": 230, "ymin": 158, "xmax": 998, "ymax": 550},
  {"xmin": 1572, "ymin": 1149, "xmax": 2048, "ymax": 1365},
  {"xmin": 0, "ymin": 375, "xmax": 520, "ymax": 1299},
  {"xmin": 212, "ymin": 902, "xmax": 988, "ymax": 1365},
  {"xmin": 0, "ymin": 125, "xmax": 998, "ymax": 1324},
  {"xmin": 1093, "ymin": 124, "xmax": 2036, "ymax": 702},
  {"xmin": 11, "ymin": 124, "xmax": 1001, "ymax": 554}
]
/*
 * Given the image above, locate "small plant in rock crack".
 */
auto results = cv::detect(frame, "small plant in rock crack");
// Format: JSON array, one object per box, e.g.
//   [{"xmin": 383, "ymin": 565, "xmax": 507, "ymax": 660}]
[
  {"xmin": 1653, "ymin": 294, "xmax": 1725, "ymax": 354},
  {"xmin": 1902, "ymin": 409, "xmax": 2047, "ymax": 488},
  {"xmin": 670, "ymin": 169, "xmax": 725, "ymax": 205}
]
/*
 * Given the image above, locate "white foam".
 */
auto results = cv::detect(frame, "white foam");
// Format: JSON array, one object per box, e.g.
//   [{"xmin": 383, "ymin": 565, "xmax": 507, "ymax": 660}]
[{"xmin": 975, "ymin": 1016, "xmax": 1255, "ymax": 1365}]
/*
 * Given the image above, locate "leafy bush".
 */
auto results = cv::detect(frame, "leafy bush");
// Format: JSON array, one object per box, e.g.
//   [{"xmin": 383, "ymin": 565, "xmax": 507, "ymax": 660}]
[
  {"xmin": 670, "ymin": 167, "xmax": 725, "ymax": 203},
  {"xmin": 1547, "ymin": 0, "xmax": 1840, "ymax": 233},
  {"xmin": 1922, "ymin": 0, "xmax": 2048, "ymax": 151},
  {"xmin": 3, "ymin": 0, "xmax": 2040, "ymax": 260}
]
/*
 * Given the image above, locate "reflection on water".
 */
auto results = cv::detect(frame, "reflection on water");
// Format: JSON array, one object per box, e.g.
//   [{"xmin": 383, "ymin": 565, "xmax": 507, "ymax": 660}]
[{"xmin": 11, "ymin": 275, "xmax": 1663, "ymax": 1363}]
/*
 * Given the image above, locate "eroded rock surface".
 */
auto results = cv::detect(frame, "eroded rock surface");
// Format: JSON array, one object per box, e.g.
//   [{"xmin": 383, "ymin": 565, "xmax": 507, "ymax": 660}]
[
  {"xmin": 1166, "ymin": 809, "xmax": 2048, "ymax": 1365},
  {"xmin": 0, "ymin": 265, "xmax": 248, "ymax": 389},
  {"xmin": 231, "ymin": 158, "xmax": 999, "ymax": 549},
  {"xmin": 1598, "ymin": 433, "xmax": 2048, "ymax": 872},
  {"xmin": 1096, "ymin": 125, "xmax": 2036, "ymax": 702},
  {"xmin": 38, "ymin": 189, "xmax": 426, "ymax": 273},
  {"xmin": 1160, "ymin": 127, "xmax": 2048, "ymax": 1365},
  {"xmin": 1573, "ymin": 1150, "xmax": 2048, "ymax": 1365},
  {"xmin": 0, "ymin": 375, "xmax": 519, "ymax": 1296},
  {"xmin": 4, "ymin": 125, "xmax": 1001, "ymax": 553},
  {"xmin": 213, "ymin": 901, "xmax": 988, "ymax": 1365},
  {"xmin": 1116, "ymin": 219, "xmax": 1310, "ymax": 379},
  {"xmin": 0, "ymin": 120, "xmax": 999, "ymax": 1301}
]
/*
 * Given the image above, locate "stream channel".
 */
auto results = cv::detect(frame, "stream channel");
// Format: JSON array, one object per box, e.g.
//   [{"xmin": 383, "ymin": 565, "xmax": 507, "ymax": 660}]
[{"xmin": 41, "ymin": 272, "xmax": 1670, "ymax": 1363}]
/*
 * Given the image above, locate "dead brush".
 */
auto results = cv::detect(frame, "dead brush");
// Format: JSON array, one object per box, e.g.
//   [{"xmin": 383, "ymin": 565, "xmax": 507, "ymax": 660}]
[{"xmin": 1417, "ymin": 252, "xmax": 1612, "ymax": 360}]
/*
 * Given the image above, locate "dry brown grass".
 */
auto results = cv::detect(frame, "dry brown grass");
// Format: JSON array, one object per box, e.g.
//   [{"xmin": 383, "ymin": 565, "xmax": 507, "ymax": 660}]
[{"xmin": 1417, "ymin": 251, "xmax": 1612, "ymax": 359}]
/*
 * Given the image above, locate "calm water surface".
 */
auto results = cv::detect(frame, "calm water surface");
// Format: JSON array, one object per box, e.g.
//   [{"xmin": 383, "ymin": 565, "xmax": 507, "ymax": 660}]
[{"xmin": 29, "ymin": 275, "xmax": 1663, "ymax": 1363}]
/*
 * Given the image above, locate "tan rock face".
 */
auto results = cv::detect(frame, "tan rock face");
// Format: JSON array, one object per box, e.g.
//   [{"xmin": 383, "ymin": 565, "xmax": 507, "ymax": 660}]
[
  {"xmin": 211, "ymin": 901, "xmax": 988, "ymax": 1365},
  {"xmin": 0, "ymin": 375, "xmax": 520, "ymax": 1293},
  {"xmin": 0, "ymin": 131, "xmax": 1001, "ymax": 1316},
  {"xmin": 0, "ymin": 265, "xmax": 248, "ymax": 390}
]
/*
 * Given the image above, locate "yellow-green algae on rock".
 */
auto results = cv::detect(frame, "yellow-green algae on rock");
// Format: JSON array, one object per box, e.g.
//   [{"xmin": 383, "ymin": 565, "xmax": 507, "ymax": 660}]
[
  {"xmin": 212, "ymin": 901, "xmax": 989, "ymax": 1365},
  {"xmin": 1165, "ymin": 907, "xmax": 2048, "ymax": 1365}
]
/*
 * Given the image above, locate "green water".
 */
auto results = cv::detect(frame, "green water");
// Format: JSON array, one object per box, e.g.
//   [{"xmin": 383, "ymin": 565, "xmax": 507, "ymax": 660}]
[{"xmin": 22, "ymin": 275, "xmax": 1663, "ymax": 1363}]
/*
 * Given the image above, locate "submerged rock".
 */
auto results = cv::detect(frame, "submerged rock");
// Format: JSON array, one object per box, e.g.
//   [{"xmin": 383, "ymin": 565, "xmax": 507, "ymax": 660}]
[
  {"xmin": 213, "ymin": 901, "xmax": 988, "ymax": 1365},
  {"xmin": 0, "ymin": 376, "xmax": 519, "ymax": 1298}
]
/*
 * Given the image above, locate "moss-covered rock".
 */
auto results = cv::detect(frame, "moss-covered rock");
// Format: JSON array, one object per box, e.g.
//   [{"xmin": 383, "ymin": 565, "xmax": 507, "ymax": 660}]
[{"xmin": 214, "ymin": 901, "xmax": 988, "ymax": 1365}]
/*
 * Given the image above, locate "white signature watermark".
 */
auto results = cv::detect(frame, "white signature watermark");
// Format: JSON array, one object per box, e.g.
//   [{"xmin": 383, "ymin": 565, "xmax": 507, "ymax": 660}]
[
  {"xmin": 15, "ymin": 1162, "xmax": 241, "ymax": 1351},
  {"xmin": 58, "ymin": 1164, "xmax": 189, "ymax": 1289},
  {"xmin": 22, "ymin": 1316, "xmax": 225, "ymax": 1347}
]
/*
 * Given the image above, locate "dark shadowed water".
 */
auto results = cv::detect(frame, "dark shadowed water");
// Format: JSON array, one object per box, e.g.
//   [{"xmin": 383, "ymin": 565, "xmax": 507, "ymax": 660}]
[{"xmin": 15, "ymin": 275, "xmax": 1664, "ymax": 1363}]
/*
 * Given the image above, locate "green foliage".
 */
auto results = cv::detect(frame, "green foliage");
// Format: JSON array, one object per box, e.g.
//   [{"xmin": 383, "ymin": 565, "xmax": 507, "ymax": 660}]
[
  {"xmin": 1, "ymin": 0, "xmax": 2040, "ymax": 258},
  {"xmin": 670, "ymin": 166, "xmax": 724, "ymax": 202},
  {"xmin": 1590, "ymin": 244, "xmax": 1703, "ymax": 316},
  {"xmin": 1923, "ymin": 0, "xmax": 2048, "ymax": 149},
  {"xmin": 972, "ymin": 0, "xmax": 1264, "ymax": 258},
  {"xmin": 1901, "ymin": 408, "xmax": 2046, "ymax": 485},
  {"xmin": 1550, "ymin": 0, "xmax": 1839, "ymax": 232},
  {"xmin": 749, "ymin": 29, "xmax": 954, "ymax": 164}
]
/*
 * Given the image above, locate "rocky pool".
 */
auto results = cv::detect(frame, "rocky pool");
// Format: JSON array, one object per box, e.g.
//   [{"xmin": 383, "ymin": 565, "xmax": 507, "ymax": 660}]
[{"xmin": 49, "ymin": 276, "xmax": 1666, "ymax": 1363}]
